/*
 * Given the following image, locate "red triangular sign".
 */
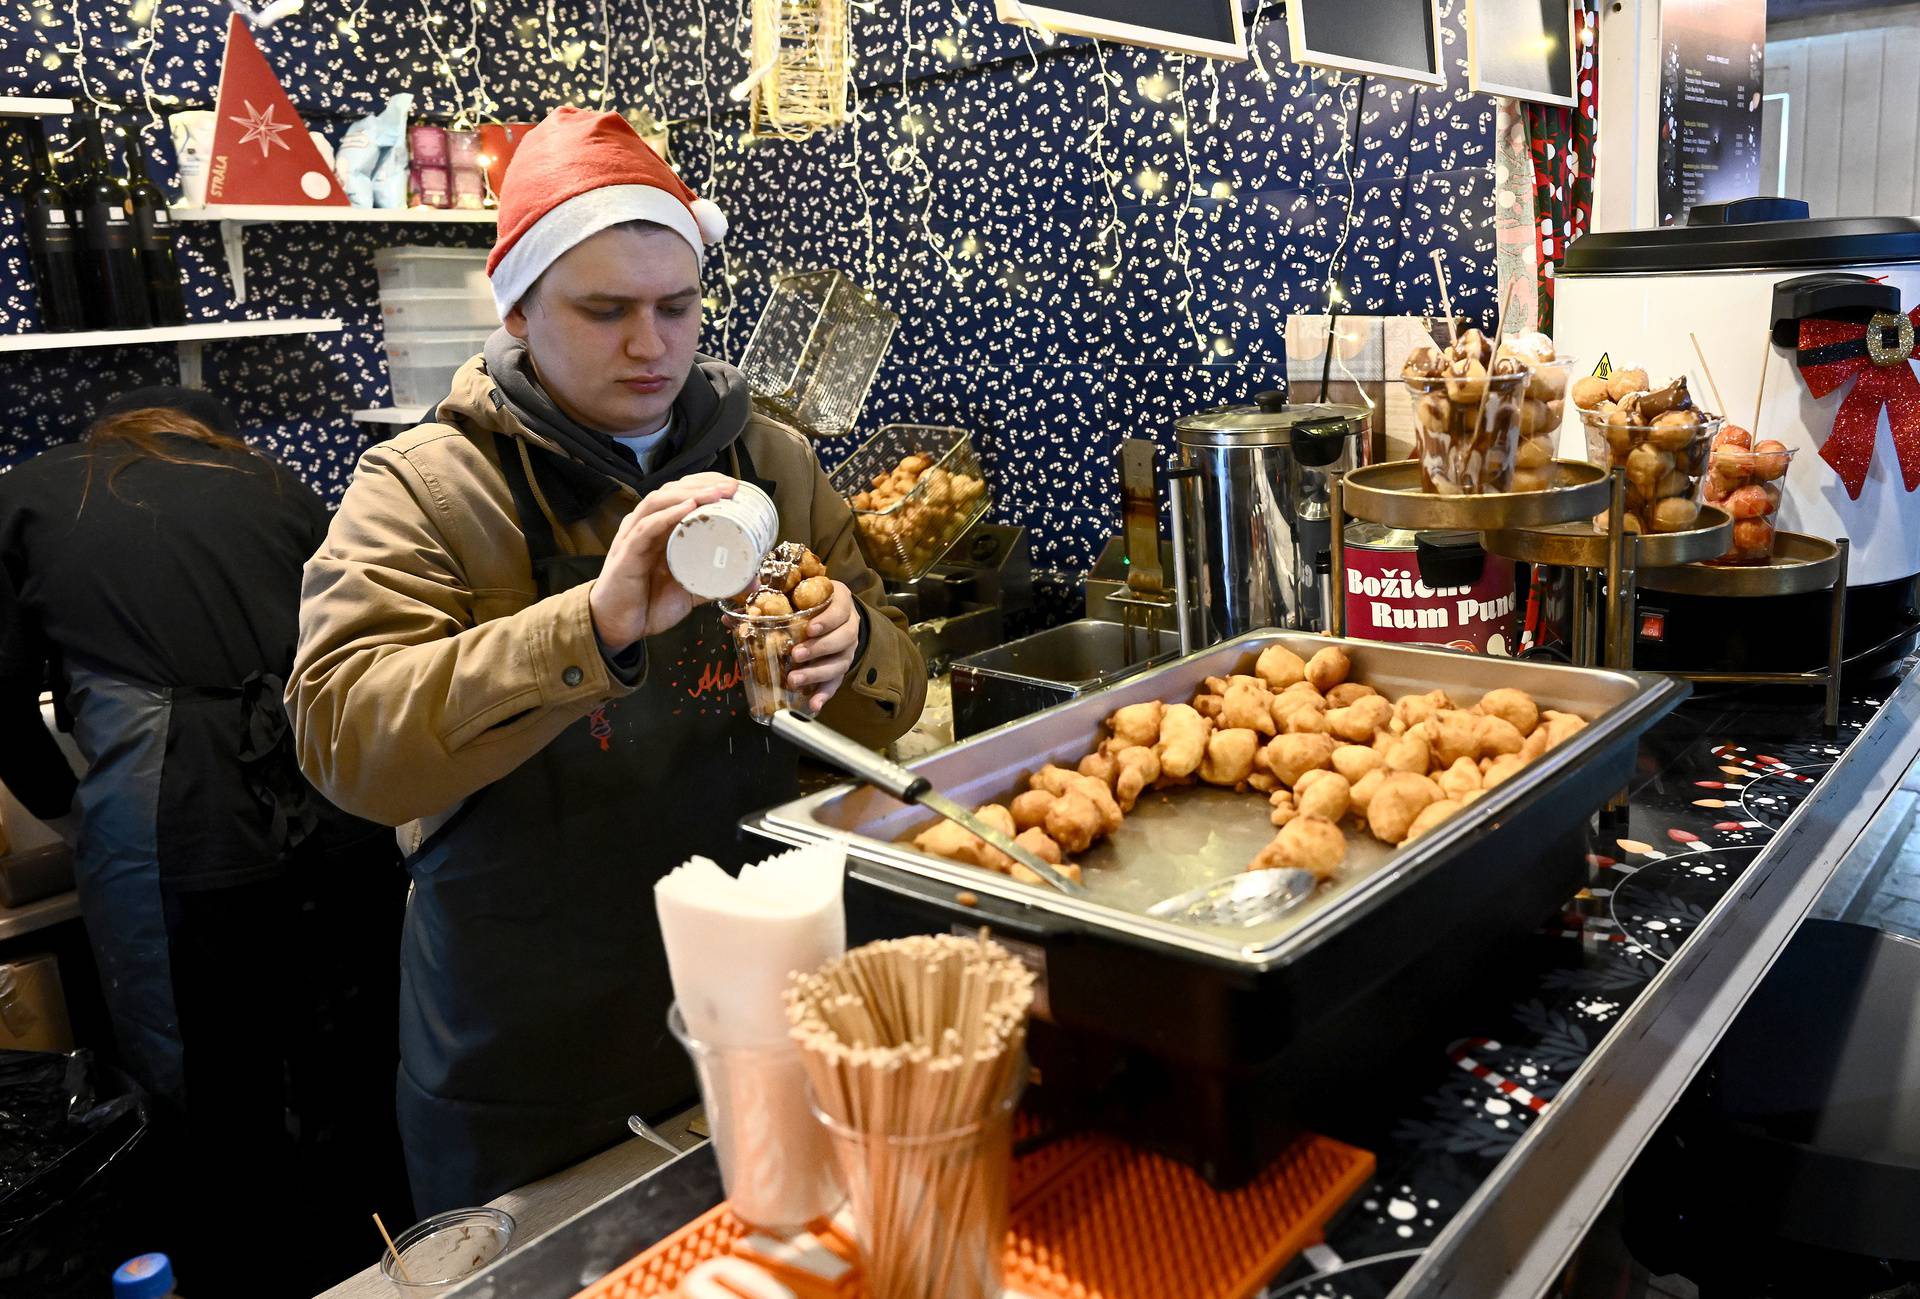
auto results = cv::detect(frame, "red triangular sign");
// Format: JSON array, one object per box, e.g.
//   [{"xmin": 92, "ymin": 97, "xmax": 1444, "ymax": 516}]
[{"xmin": 206, "ymin": 14, "xmax": 347, "ymax": 206}]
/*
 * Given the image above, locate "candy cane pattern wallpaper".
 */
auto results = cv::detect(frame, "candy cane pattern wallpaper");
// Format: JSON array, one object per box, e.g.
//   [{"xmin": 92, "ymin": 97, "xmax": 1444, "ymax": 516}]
[{"xmin": 0, "ymin": 0, "xmax": 1497, "ymax": 583}]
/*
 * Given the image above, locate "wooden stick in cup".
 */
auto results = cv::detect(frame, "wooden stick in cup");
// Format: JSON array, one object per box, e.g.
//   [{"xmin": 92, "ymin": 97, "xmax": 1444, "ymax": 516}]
[
  {"xmin": 1752, "ymin": 332, "xmax": 1772, "ymax": 436},
  {"xmin": 1431, "ymin": 250, "xmax": 1459, "ymax": 345},
  {"xmin": 373, "ymin": 1212, "xmax": 414, "ymax": 1284},
  {"xmin": 1468, "ymin": 279, "xmax": 1520, "ymax": 457},
  {"xmin": 1689, "ymin": 332, "xmax": 1730, "ymax": 416}
]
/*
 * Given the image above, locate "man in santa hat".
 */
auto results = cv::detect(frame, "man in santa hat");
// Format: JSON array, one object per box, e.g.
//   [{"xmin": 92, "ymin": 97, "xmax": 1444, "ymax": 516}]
[{"xmin": 288, "ymin": 108, "xmax": 925, "ymax": 1212}]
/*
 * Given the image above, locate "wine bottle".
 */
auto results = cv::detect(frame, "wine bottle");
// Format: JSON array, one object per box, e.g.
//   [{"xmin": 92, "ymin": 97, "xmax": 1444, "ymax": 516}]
[
  {"xmin": 122, "ymin": 124, "xmax": 186, "ymax": 326},
  {"xmin": 66, "ymin": 110, "xmax": 149, "ymax": 330},
  {"xmin": 21, "ymin": 122, "xmax": 85, "ymax": 331}
]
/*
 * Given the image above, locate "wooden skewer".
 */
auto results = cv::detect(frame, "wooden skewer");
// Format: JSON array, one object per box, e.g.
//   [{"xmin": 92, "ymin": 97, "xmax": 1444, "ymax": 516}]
[
  {"xmin": 1690, "ymin": 332, "xmax": 1729, "ymax": 416},
  {"xmin": 1469, "ymin": 279, "xmax": 1521, "ymax": 448},
  {"xmin": 1752, "ymin": 332, "xmax": 1773, "ymax": 436},
  {"xmin": 1431, "ymin": 250, "xmax": 1459, "ymax": 345},
  {"xmin": 373, "ymin": 1212, "xmax": 413, "ymax": 1284}
]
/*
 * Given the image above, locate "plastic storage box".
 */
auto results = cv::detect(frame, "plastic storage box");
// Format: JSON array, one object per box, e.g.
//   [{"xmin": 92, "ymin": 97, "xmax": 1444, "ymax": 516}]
[
  {"xmin": 374, "ymin": 245, "xmax": 491, "ymax": 295},
  {"xmin": 738, "ymin": 269, "xmax": 897, "ymax": 440},
  {"xmin": 830, "ymin": 424, "xmax": 990, "ymax": 582},
  {"xmin": 385, "ymin": 329, "xmax": 491, "ymax": 407},
  {"xmin": 380, "ymin": 289, "xmax": 499, "ymax": 333}
]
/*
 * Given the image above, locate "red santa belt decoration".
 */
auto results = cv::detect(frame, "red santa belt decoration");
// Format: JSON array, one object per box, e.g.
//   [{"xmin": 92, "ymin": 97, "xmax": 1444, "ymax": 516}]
[{"xmin": 1795, "ymin": 304, "xmax": 1920, "ymax": 500}]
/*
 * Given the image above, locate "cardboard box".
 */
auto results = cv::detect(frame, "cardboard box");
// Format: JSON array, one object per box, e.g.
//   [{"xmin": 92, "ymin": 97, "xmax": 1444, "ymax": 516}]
[
  {"xmin": 0, "ymin": 953, "xmax": 75, "ymax": 1053},
  {"xmin": 1287, "ymin": 314, "xmax": 1458, "ymax": 463}
]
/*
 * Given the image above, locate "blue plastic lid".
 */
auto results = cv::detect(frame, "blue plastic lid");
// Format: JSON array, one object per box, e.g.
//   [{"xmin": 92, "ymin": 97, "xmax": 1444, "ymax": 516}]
[{"xmin": 112, "ymin": 1253, "xmax": 174, "ymax": 1299}]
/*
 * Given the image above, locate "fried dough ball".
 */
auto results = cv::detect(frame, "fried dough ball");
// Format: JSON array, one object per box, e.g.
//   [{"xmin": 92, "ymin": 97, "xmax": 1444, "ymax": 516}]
[
  {"xmin": 1269, "ymin": 790, "xmax": 1297, "ymax": 827},
  {"xmin": 1349, "ymin": 768, "xmax": 1387, "ymax": 820},
  {"xmin": 1327, "ymin": 695, "xmax": 1394, "ymax": 744},
  {"xmin": 1012, "ymin": 827, "xmax": 1063, "ymax": 866},
  {"xmin": 1261, "ymin": 732, "xmax": 1338, "ymax": 787},
  {"xmin": 1475, "ymin": 687, "xmax": 1540, "ymax": 737},
  {"xmin": 1222, "ymin": 677, "xmax": 1278, "ymax": 736},
  {"xmin": 1305, "ymin": 646, "xmax": 1351, "ymax": 692},
  {"xmin": 1043, "ymin": 791, "xmax": 1102, "ymax": 855},
  {"xmin": 1201, "ymin": 728, "xmax": 1261, "ymax": 787},
  {"xmin": 1520, "ymin": 710, "xmax": 1587, "ymax": 761},
  {"xmin": 1325, "ymin": 683, "xmax": 1379, "ymax": 708},
  {"xmin": 1481, "ymin": 753, "xmax": 1527, "ymax": 787},
  {"xmin": 1113, "ymin": 746, "xmax": 1160, "ymax": 813},
  {"xmin": 1331, "ymin": 743, "xmax": 1384, "ymax": 784},
  {"xmin": 1283, "ymin": 702, "xmax": 1332, "ymax": 735},
  {"xmin": 1367, "ymin": 772, "xmax": 1445, "ymax": 845},
  {"xmin": 1029, "ymin": 767, "xmax": 1123, "ymax": 834},
  {"xmin": 1294, "ymin": 769, "xmax": 1352, "ymax": 822},
  {"xmin": 795, "ymin": 549, "xmax": 828, "ymax": 582},
  {"xmin": 1255, "ymin": 643, "xmax": 1307, "ymax": 690},
  {"xmin": 790, "ymin": 576, "xmax": 835, "ymax": 612},
  {"xmin": 1247, "ymin": 772, "xmax": 1280, "ymax": 793},
  {"xmin": 1437, "ymin": 756, "xmax": 1483, "ymax": 800},
  {"xmin": 1194, "ymin": 695, "xmax": 1226, "ymax": 721},
  {"xmin": 1381, "ymin": 733, "xmax": 1432, "ymax": 775},
  {"xmin": 1154, "ymin": 704, "xmax": 1210, "ymax": 779},
  {"xmin": 1394, "ymin": 689, "xmax": 1453, "ymax": 731},
  {"xmin": 1252, "ymin": 815, "xmax": 1347, "ymax": 880},
  {"xmin": 1404, "ymin": 799, "xmax": 1463, "ymax": 843},
  {"xmin": 748, "ymin": 590, "xmax": 795, "ymax": 618},
  {"xmin": 1108, "ymin": 701, "xmax": 1166, "ymax": 749},
  {"xmin": 1012, "ymin": 857, "xmax": 1083, "ymax": 888},
  {"xmin": 1479, "ymin": 715, "xmax": 1525, "ymax": 758},
  {"xmin": 1078, "ymin": 751, "xmax": 1118, "ymax": 787},
  {"xmin": 1010, "ymin": 789, "xmax": 1056, "ymax": 833},
  {"xmin": 913, "ymin": 804, "xmax": 1017, "ymax": 871}
]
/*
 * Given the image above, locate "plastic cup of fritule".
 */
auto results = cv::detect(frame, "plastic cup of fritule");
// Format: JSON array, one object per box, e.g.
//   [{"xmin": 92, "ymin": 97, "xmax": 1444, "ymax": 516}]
[
  {"xmin": 721, "ymin": 603, "xmax": 814, "ymax": 723},
  {"xmin": 1579, "ymin": 407, "xmax": 1721, "ymax": 534},
  {"xmin": 379, "ymin": 1207, "xmax": 515, "ymax": 1295},
  {"xmin": 1405, "ymin": 363, "xmax": 1532, "ymax": 495},
  {"xmin": 1701, "ymin": 435, "xmax": 1796, "ymax": 564},
  {"xmin": 1502, "ymin": 352, "xmax": 1577, "ymax": 493}
]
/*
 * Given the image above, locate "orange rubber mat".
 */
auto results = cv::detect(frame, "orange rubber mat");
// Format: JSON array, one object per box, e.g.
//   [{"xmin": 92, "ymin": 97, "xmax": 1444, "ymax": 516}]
[{"xmin": 573, "ymin": 1129, "xmax": 1374, "ymax": 1299}]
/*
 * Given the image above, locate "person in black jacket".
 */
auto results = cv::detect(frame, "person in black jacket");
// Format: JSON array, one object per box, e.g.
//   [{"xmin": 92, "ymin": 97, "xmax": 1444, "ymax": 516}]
[{"xmin": 0, "ymin": 387, "xmax": 409, "ymax": 1295}]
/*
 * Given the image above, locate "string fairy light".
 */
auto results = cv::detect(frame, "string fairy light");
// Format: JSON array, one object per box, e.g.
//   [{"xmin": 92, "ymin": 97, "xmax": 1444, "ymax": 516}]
[
  {"xmin": 884, "ymin": 0, "xmax": 964, "ymax": 288},
  {"xmin": 1087, "ymin": 40, "xmax": 1123, "ymax": 285},
  {"xmin": 1169, "ymin": 55, "xmax": 1205, "ymax": 358},
  {"xmin": 1323, "ymin": 71, "xmax": 1367, "ymax": 315}
]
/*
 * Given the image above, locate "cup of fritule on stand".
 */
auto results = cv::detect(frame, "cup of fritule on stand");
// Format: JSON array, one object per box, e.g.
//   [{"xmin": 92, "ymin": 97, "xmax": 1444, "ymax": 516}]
[
  {"xmin": 1496, "ymin": 332, "xmax": 1576, "ymax": 494},
  {"xmin": 1402, "ymin": 328, "xmax": 1534, "ymax": 494},
  {"xmin": 1569, "ymin": 368, "xmax": 1720, "ymax": 533},
  {"xmin": 655, "ymin": 843, "xmax": 849, "ymax": 1233},
  {"xmin": 788, "ymin": 934, "xmax": 1034, "ymax": 1299},
  {"xmin": 1701, "ymin": 424, "xmax": 1795, "ymax": 563}
]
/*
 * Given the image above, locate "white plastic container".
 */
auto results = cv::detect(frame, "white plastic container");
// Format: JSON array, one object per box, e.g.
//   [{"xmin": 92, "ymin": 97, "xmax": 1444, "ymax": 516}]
[
  {"xmin": 380, "ymin": 289, "xmax": 499, "ymax": 333},
  {"xmin": 384, "ymin": 330, "xmax": 491, "ymax": 407},
  {"xmin": 375, "ymin": 245, "xmax": 491, "ymax": 295},
  {"xmin": 667, "ymin": 481, "xmax": 780, "ymax": 601}
]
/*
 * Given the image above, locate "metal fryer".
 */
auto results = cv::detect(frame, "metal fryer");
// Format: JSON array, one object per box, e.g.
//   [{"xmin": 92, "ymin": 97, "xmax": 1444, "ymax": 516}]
[{"xmin": 748, "ymin": 633, "xmax": 1687, "ymax": 1184}]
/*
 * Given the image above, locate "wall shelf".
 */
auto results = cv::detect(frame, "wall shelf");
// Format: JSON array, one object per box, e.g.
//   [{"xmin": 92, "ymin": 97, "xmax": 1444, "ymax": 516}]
[
  {"xmin": 351, "ymin": 406, "xmax": 430, "ymax": 425},
  {"xmin": 173, "ymin": 206, "xmax": 496, "ymax": 303},
  {"xmin": 0, "ymin": 317, "xmax": 344, "ymax": 384},
  {"xmin": 0, "ymin": 96, "xmax": 75, "ymax": 117}
]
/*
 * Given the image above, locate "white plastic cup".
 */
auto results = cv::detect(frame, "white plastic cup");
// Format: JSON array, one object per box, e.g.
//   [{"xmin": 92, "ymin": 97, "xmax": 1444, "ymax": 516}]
[
  {"xmin": 666, "ymin": 480, "xmax": 779, "ymax": 601},
  {"xmin": 167, "ymin": 111, "xmax": 216, "ymax": 207}
]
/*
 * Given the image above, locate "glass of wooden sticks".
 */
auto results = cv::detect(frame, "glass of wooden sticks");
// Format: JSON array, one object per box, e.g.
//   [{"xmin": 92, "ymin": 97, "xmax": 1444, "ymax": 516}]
[{"xmin": 786, "ymin": 933, "xmax": 1033, "ymax": 1299}]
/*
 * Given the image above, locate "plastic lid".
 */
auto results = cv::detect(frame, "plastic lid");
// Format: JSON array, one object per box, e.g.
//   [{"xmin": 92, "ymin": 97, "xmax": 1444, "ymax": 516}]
[
  {"xmin": 113, "ymin": 1253, "xmax": 173, "ymax": 1299},
  {"xmin": 1175, "ymin": 397, "xmax": 1368, "ymax": 449},
  {"xmin": 1562, "ymin": 212, "xmax": 1920, "ymax": 276}
]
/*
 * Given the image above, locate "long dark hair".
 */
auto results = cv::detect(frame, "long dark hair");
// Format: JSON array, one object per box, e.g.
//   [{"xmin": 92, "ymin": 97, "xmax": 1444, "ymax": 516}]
[{"xmin": 80, "ymin": 406, "xmax": 267, "ymax": 512}]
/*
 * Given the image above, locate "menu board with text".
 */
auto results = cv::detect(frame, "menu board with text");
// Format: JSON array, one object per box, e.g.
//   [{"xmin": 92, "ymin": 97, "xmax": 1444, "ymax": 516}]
[{"xmin": 1657, "ymin": 0, "xmax": 1765, "ymax": 224}]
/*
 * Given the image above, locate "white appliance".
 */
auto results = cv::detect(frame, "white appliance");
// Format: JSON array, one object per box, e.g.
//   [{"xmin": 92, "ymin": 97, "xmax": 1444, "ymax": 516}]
[{"xmin": 1553, "ymin": 200, "xmax": 1920, "ymax": 590}]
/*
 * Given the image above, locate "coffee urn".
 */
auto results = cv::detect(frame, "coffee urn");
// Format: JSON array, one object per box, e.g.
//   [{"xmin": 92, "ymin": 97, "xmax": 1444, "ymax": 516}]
[{"xmin": 1172, "ymin": 396, "xmax": 1369, "ymax": 644}]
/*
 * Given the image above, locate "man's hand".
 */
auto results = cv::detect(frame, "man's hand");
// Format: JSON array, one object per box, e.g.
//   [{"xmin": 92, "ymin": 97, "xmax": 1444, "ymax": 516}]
[
  {"xmin": 589, "ymin": 474, "xmax": 737, "ymax": 654},
  {"xmin": 787, "ymin": 580, "xmax": 862, "ymax": 713}
]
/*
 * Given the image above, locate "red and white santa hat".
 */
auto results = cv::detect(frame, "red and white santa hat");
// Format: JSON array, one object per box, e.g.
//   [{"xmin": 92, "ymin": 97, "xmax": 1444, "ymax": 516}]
[{"xmin": 486, "ymin": 107, "xmax": 727, "ymax": 317}]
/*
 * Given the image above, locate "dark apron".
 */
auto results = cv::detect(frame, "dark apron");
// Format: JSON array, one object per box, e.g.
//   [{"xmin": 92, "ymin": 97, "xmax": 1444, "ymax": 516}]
[{"xmin": 396, "ymin": 439, "xmax": 800, "ymax": 1214}]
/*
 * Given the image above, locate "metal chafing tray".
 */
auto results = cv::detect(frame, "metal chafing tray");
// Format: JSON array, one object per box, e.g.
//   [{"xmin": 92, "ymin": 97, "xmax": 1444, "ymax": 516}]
[{"xmin": 747, "ymin": 631, "xmax": 1687, "ymax": 1184}]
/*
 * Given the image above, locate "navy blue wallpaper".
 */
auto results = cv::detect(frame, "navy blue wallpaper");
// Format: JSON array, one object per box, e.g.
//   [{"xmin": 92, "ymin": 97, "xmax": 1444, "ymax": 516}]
[{"xmin": 0, "ymin": 0, "xmax": 1496, "ymax": 580}]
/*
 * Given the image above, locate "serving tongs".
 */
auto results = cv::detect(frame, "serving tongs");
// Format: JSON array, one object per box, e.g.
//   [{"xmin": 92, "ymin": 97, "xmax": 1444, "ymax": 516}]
[
  {"xmin": 770, "ymin": 710, "xmax": 1088, "ymax": 897},
  {"xmin": 1145, "ymin": 868, "xmax": 1319, "ymax": 928}
]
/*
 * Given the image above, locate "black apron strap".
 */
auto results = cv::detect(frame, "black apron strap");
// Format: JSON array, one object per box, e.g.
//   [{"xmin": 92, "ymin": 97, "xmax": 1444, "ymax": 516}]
[{"xmin": 494, "ymin": 434, "xmax": 566, "ymax": 595}]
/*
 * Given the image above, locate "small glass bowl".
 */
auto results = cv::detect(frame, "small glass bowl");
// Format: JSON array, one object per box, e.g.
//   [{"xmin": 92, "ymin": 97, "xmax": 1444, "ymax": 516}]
[
  {"xmin": 1404, "ymin": 364, "xmax": 1533, "ymax": 495},
  {"xmin": 380, "ymin": 1207, "xmax": 515, "ymax": 1295}
]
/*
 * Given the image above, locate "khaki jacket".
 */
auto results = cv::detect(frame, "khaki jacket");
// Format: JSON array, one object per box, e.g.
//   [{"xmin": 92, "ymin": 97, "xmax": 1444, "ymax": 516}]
[{"xmin": 288, "ymin": 356, "xmax": 925, "ymax": 829}]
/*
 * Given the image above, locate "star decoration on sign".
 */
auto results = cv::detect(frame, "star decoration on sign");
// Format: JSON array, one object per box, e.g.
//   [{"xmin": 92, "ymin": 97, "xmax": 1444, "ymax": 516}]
[{"xmin": 230, "ymin": 99, "xmax": 293, "ymax": 157}]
